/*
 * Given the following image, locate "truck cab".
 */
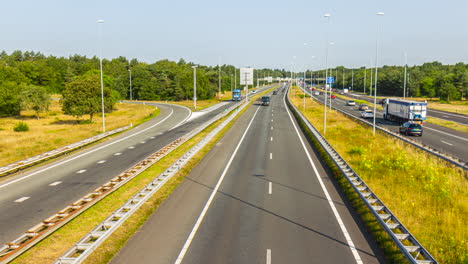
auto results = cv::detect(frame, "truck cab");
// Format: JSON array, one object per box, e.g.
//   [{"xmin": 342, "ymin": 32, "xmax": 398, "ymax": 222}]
[{"xmin": 261, "ymin": 96, "xmax": 270, "ymax": 106}]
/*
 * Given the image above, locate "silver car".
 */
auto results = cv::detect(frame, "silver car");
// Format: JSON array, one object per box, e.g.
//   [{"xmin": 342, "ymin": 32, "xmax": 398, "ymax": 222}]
[
  {"xmin": 360, "ymin": 110, "xmax": 374, "ymax": 119},
  {"xmin": 346, "ymin": 100, "xmax": 356, "ymax": 106}
]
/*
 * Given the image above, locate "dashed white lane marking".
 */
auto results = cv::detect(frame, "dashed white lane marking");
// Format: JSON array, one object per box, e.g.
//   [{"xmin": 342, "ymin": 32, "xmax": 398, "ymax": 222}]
[
  {"xmin": 14, "ymin": 197, "xmax": 30, "ymax": 203},
  {"xmin": 284, "ymin": 90, "xmax": 363, "ymax": 264},
  {"xmin": 150, "ymin": 136, "xmax": 155, "ymax": 139},
  {"xmin": 271, "ymin": 119, "xmax": 273, "ymax": 122},
  {"xmin": 441, "ymin": 140, "xmax": 453, "ymax": 146},
  {"xmin": 266, "ymin": 249, "xmax": 271, "ymax": 264},
  {"xmin": 424, "ymin": 126, "xmax": 468, "ymax": 141},
  {"xmin": 268, "ymin": 182, "xmax": 272, "ymax": 195},
  {"xmin": 76, "ymin": 170, "xmax": 86, "ymax": 174},
  {"xmin": 270, "ymin": 153, "xmax": 273, "ymax": 160},
  {"xmin": 97, "ymin": 160, "xmax": 106, "ymax": 164},
  {"xmin": 114, "ymin": 153, "xmax": 122, "ymax": 156},
  {"xmin": 270, "ymin": 137, "xmax": 273, "ymax": 142},
  {"xmin": 49, "ymin": 181, "xmax": 62, "ymax": 186},
  {"xmin": 140, "ymin": 141, "xmax": 146, "ymax": 144},
  {"xmin": 128, "ymin": 146, "xmax": 135, "ymax": 149},
  {"xmin": 174, "ymin": 106, "xmax": 262, "ymax": 264},
  {"xmin": 271, "ymin": 126, "xmax": 273, "ymax": 130}
]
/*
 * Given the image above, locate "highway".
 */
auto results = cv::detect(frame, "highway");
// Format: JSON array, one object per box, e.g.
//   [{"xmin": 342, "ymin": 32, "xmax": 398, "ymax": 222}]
[
  {"xmin": 0, "ymin": 100, "xmax": 240, "ymax": 246},
  {"xmin": 346, "ymin": 92, "xmax": 468, "ymax": 125},
  {"xmin": 303, "ymin": 88, "xmax": 468, "ymax": 162},
  {"xmin": 111, "ymin": 87, "xmax": 383, "ymax": 264}
]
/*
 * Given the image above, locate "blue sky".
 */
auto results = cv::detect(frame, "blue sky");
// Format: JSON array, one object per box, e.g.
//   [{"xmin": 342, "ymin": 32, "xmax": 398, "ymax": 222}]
[{"xmin": 1, "ymin": 0, "xmax": 467, "ymax": 69}]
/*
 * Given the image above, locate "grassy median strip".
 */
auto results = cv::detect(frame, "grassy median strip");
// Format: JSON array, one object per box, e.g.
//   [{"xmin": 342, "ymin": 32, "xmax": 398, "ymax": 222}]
[
  {"xmin": 290, "ymin": 86, "xmax": 467, "ymax": 264},
  {"xmin": 12, "ymin": 86, "xmax": 277, "ymax": 264},
  {"xmin": 0, "ymin": 101, "xmax": 158, "ymax": 167}
]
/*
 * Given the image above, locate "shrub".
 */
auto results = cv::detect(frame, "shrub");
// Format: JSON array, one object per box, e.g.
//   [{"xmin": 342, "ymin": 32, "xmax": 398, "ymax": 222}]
[{"xmin": 14, "ymin": 122, "xmax": 29, "ymax": 132}]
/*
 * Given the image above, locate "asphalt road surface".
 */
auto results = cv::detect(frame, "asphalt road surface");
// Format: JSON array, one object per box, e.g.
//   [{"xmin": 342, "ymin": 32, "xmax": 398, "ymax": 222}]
[
  {"xmin": 0, "ymin": 100, "xmax": 240, "ymax": 246},
  {"xmin": 111, "ymin": 87, "xmax": 383, "ymax": 264},
  {"xmin": 305, "ymin": 89, "xmax": 468, "ymax": 162}
]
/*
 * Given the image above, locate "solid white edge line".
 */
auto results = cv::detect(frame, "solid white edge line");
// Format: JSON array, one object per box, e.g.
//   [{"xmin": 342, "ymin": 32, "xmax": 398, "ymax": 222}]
[
  {"xmin": 169, "ymin": 105, "xmax": 193, "ymax": 130},
  {"xmin": 174, "ymin": 106, "xmax": 262, "ymax": 264},
  {"xmin": 424, "ymin": 126, "xmax": 468, "ymax": 141},
  {"xmin": 266, "ymin": 249, "xmax": 271, "ymax": 264},
  {"xmin": 0, "ymin": 107, "xmax": 176, "ymax": 190},
  {"xmin": 428, "ymin": 109, "xmax": 468, "ymax": 119},
  {"xmin": 283, "ymin": 90, "xmax": 363, "ymax": 264}
]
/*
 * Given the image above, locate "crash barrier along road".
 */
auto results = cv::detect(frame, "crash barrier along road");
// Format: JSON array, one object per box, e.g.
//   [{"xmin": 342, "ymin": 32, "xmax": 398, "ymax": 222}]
[
  {"xmin": 287, "ymin": 88, "xmax": 437, "ymax": 264},
  {"xmin": 301, "ymin": 86, "xmax": 467, "ymax": 170},
  {"xmin": 54, "ymin": 100, "xmax": 250, "ymax": 264},
  {"xmin": 0, "ymin": 125, "xmax": 132, "ymax": 177},
  {"xmin": 0, "ymin": 99, "xmax": 247, "ymax": 264}
]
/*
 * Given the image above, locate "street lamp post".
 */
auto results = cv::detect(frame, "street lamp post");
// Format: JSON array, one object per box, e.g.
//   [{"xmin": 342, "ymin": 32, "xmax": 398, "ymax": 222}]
[
  {"xmin": 373, "ymin": 12, "xmax": 385, "ymax": 136},
  {"xmin": 364, "ymin": 65, "xmax": 367, "ymax": 94},
  {"xmin": 128, "ymin": 68, "xmax": 132, "ymax": 100},
  {"xmin": 323, "ymin": 13, "xmax": 331, "ymax": 135},
  {"xmin": 97, "ymin": 19, "xmax": 106, "ymax": 133},
  {"xmin": 192, "ymin": 65, "xmax": 198, "ymax": 110},
  {"xmin": 403, "ymin": 52, "xmax": 407, "ymax": 99}
]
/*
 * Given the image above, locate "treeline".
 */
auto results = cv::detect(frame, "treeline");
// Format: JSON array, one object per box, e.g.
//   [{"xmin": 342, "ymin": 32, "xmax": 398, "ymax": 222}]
[
  {"xmin": 309, "ymin": 62, "xmax": 468, "ymax": 101},
  {"xmin": 0, "ymin": 50, "xmax": 289, "ymax": 118}
]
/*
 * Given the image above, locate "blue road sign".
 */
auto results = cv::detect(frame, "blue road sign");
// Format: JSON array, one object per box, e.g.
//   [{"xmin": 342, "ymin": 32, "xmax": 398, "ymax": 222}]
[{"xmin": 326, "ymin": 77, "xmax": 335, "ymax": 84}]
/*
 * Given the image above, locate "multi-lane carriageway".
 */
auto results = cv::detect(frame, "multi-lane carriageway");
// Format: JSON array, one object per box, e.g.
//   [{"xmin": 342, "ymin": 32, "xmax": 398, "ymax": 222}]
[
  {"xmin": 303, "ymin": 88, "xmax": 468, "ymax": 163},
  {"xmin": 111, "ymin": 88, "xmax": 383, "ymax": 264}
]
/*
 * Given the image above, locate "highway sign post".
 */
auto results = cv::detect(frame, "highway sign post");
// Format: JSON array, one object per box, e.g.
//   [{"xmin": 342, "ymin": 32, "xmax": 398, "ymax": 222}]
[{"xmin": 240, "ymin": 67, "xmax": 254, "ymax": 101}]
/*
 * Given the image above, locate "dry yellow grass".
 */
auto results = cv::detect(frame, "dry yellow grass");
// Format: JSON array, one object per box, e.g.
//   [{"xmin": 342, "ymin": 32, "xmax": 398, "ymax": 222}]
[
  {"xmin": 0, "ymin": 101, "xmax": 157, "ymax": 167},
  {"xmin": 426, "ymin": 116, "xmax": 468, "ymax": 133},
  {"xmin": 290, "ymin": 86, "xmax": 467, "ymax": 264}
]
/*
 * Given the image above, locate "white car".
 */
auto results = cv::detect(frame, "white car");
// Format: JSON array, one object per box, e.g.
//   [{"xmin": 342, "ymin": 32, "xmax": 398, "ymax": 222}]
[
  {"xmin": 346, "ymin": 100, "xmax": 356, "ymax": 106},
  {"xmin": 314, "ymin": 91, "xmax": 320, "ymax": 95},
  {"xmin": 251, "ymin": 90, "xmax": 257, "ymax": 94},
  {"xmin": 360, "ymin": 110, "xmax": 374, "ymax": 119}
]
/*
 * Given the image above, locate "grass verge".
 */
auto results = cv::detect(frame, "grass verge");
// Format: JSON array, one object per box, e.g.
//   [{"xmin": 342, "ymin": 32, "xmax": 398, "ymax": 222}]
[
  {"xmin": 0, "ymin": 101, "xmax": 158, "ymax": 167},
  {"xmin": 11, "ymin": 85, "xmax": 278, "ymax": 264},
  {"xmin": 426, "ymin": 116, "xmax": 468, "ymax": 133},
  {"xmin": 289, "ymin": 86, "xmax": 467, "ymax": 264}
]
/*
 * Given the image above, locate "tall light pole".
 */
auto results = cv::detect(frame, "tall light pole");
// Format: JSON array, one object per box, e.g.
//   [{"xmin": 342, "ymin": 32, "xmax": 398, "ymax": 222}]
[
  {"xmin": 192, "ymin": 65, "xmax": 198, "ymax": 110},
  {"xmin": 218, "ymin": 57, "xmax": 221, "ymax": 100},
  {"xmin": 128, "ymin": 68, "xmax": 132, "ymax": 100},
  {"xmin": 364, "ymin": 65, "xmax": 367, "ymax": 94},
  {"xmin": 403, "ymin": 52, "xmax": 407, "ymax": 99},
  {"xmin": 351, "ymin": 68, "xmax": 354, "ymax": 90},
  {"xmin": 97, "ymin": 19, "xmax": 106, "ymax": 133},
  {"xmin": 323, "ymin": 12, "xmax": 331, "ymax": 135},
  {"xmin": 373, "ymin": 11, "xmax": 385, "ymax": 136}
]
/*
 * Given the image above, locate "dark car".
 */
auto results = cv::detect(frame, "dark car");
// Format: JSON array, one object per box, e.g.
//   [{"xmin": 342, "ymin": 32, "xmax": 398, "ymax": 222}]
[
  {"xmin": 273, "ymin": 91, "xmax": 278, "ymax": 95},
  {"xmin": 399, "ymin": 122, "xmax": 423, "ymax": 136},
  {"xmin": 358, "ymin": 104, "xmax": 369, "ymax": 110}
]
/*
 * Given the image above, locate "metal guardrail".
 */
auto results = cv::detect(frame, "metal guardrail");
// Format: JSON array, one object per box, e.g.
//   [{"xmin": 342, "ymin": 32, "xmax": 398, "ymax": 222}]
[
  {"xmin": 287, "ymin": 88, "xmax": 437, "ymax": 264},
  {"xmin": 0, "ymin": 101, "xmax": 242, "ymax": 264},
  {"xmin": 54, "ymin": 101, "xmax": 249, "ymax": 264},
  {"xmin": 0, "ymin": 125, "xmax": 132, "ymax": 177},
  {"xmin": 301, "ymin": 87, "xmax": 467, "ymax": 170}
]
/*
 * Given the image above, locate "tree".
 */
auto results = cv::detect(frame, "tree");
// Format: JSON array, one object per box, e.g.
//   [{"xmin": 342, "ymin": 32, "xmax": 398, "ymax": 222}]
[
  {"xmin": 20, "ymin": 85, "xmax": 51, "ymax": 118},
  {"xmin": 61, "ymin": 73, "xmax": 115, "ymax": 121},
  {"xmin": 0, "ymin": 82, "xmax": 22, "ymax": 117}
]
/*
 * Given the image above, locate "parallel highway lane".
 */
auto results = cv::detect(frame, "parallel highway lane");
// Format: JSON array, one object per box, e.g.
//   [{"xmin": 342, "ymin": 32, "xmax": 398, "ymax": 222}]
[{"xmin": 111, "ymin": 87, "xmax": 383, "ymax": 264}]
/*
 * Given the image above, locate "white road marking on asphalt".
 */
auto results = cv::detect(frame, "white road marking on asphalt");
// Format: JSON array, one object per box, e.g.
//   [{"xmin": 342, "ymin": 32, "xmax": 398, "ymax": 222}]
[
  {"xmin": 266, "ymin": 249, "xmax": 271, "ymax": 264},
  {"xmin": 443, "ymin": 115, "xmax": 449, "ymax": 118},
  {"xmin": 140, "ymin": 141, "xmax": 146, "ymax": 144},
  {"xmin": 270, "ymin": 153, "xmax": 272, "ymax": 160},
  {"xmin": 128, "ymin": 146, "xmax": 135, "ymax": 149},
  {"xmin": 271, "ymin": 126, "xmax": 273, "ymax": 130},
  {"xmin": 429, "ymin": 109, "xmax": 468, "ymax": 119},
  {"xmin": 49, "ymin": 181, "xmax": 62, "ymax": 186},
  {"xmin": 76, "ymin": 170, "xmax": 86, "ymax": 174},
  {"xmin": 0, "ymin": 106, "xmax": 177, "ymax": 190},
  {"xmin": 424, "ymin": 126, "xmax": 468, "ymax": 141},
  {"xmin": 270, "ymin": 137, "xmax": 273, "ymax": 142},
  {"xmin": 271, "ymin": 119, "xmax": 273, "ymax": 122},
  {"xmin": 441, "ymin": 140, "xmax": 453, "ymax": 146},
  {"xmin": 169, "ymin": 105, "xmax": 192, "ymax": 130},
  {"xmin": 150, "ymin": 136, "xmax": 155, "ymax": 139},
  {"xmin": 14, "ymin": 197, "xmax": 30, "ymax": 203},
  {"xmin": 284, "ymin": 91, "xmax": 363, "ymax": 264},
  {"xmin": 268, "ymin": 182, "xmax": 272, "ymax": 194},
  {"xmin": 97, "ymin": 160, "xmax": 106, "ymax": 164},
  {"xmin": 174, "ymin": 106, "xmax": 262, "ymax": 264},
  {"xmin": 114, "ymin": 153, "xmax": 122, "ymax": 156}
]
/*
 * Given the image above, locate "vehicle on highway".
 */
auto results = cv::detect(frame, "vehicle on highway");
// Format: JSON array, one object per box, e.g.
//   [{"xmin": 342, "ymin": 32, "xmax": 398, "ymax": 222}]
[
  {"xmin": 346, "ymin": 100, "xmax": 356, "ymax": 106},
  {"xmin": 358, "ymin": 104, "xmax": 369, "ymax": 110},
  {"xmin": 314, "ymin": 91, "xmax": 320, "ymax": 95},
  {"xmin": 330, "ymin": 95, "xmax": 336, "ymax": 99},
  {"xmin": 378, "ymin": 98, "xmax": 386, "ymax": 104},
  {"xmin": 261, "ymin": 96, "xmax": 270, "ymax": 106},
  {"xmin": 232, "ymin": 89, "xmax": 241, "ymax": 101},
  {"xmin": 273, "ymin": 91, "xmax": 278, "ymax": 95},
  {"xmin": 399, "ymin": 122, "xmax": 423, "ymax": 136},
  {"xmin": 251, "ymin": 90, "xmax": 257, "ymax": 94},
  {"xmin": 360, "ymin": 110, "xmax": 374, "ymax": 119},
  {"xmin": 383, "ymin": 98, "xmax": 427, "ymax": 124}
]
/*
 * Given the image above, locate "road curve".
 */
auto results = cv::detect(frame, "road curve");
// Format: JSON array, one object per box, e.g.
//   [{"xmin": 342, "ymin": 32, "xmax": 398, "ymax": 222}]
[
  {"xmin": 111, "ymin": 88, "xmax": 383, "ymax": 264},
  {"xmin": 0, "ymin": 101, "xmax": 237, "ymax": 246}
]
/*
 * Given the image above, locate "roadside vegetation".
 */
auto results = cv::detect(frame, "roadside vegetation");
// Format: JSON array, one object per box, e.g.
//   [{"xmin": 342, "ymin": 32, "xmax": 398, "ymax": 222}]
[
  {"xmin": 290, "ymin": 86, "xmax": 467, "ymax": 264},
  {"xmin": 0, "ymin": 101, "xmax": 157, "ymax": 167},
  {"xmin": 12, "ymin": 86, "xmax": 277, "ymax": 264}
]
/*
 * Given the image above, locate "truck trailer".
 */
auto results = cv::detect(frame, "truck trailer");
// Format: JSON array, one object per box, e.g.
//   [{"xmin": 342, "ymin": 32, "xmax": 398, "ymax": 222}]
[
  {"xmin": 383, "ymin": 98, "xmax": 427, "ymax": 124},
  {"xmin": 232, "ymin": 89, "xmax": 241, "ymax": 101}
]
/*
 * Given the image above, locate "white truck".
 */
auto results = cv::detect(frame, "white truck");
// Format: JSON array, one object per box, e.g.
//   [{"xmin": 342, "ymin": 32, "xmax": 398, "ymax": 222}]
[{"xmin": 382, "ymin": 98, "xmax": 427, "ymax": 124}]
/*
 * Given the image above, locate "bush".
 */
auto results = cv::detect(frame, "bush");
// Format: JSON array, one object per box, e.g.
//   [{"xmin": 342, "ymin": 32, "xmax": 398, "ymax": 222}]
[{"xmin": 14, "ymin": 122, "xmax": 29, "ymax": 132}]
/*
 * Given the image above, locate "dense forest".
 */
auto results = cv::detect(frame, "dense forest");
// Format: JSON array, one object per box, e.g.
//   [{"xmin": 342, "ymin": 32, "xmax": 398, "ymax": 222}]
[
  {"xmin": 0, "ymin": 50, "xmax": 288, "ymax": 118},
  {"xmin": 308, "ymin": 62, "xmax": 468, "ymax": 101},
  {"xmin": 1, "ymin": 50, "xmax": 467, "ymax": 118}
]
